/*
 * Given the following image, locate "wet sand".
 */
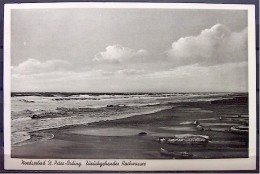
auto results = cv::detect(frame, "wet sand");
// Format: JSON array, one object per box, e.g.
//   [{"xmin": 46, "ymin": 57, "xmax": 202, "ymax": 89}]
[{"xmin": 12, "ymin": 99, "xmax": 249, "ymax": 159}]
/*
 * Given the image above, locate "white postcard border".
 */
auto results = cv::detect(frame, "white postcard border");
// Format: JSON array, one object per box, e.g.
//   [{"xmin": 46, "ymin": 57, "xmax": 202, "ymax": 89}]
[{"xmin": 3, "ymin": 2, "xmax": 257, "ymax": 171}]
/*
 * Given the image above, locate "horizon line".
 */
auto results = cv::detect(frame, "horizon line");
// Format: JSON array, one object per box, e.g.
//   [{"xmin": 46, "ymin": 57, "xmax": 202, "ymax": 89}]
[{"xmin": 10, "ymin": 91, "xmax": 248, "ymax": 93}]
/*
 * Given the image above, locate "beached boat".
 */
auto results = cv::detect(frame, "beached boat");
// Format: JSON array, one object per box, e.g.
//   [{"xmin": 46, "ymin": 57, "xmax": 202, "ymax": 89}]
[{"xmin": 160, "ymin": 148, "xmax": 193, "ymax": 159}]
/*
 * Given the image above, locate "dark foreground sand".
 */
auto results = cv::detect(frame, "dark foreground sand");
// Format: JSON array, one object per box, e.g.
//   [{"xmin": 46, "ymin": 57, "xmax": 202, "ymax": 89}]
[{"xmin": 12, "ymin": 99, "xmax": 249, "ymax": 159}]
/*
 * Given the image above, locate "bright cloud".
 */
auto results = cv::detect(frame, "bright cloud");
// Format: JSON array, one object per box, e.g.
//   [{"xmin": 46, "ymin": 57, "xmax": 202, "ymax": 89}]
[
  {"xmin": 12, "ymin": 62, "xmax": 247, "ymax": 92},
  {"xmin": 93, "ymin": 44, "xmax": 148, "ymax": 63},
  {"xmin": 12, "ymin": 59, "xmax": 71, "ymax": 75},
  {"xmin": 167, "ymin": 24, "xmax": 248, "ymax": 66},
  {"xmin": 142, "ymin": 61, "xmax": 248, "ymax": 92}
]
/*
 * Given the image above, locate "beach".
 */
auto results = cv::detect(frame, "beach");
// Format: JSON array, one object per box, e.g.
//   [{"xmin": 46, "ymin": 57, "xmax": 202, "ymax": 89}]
[{"xmin": 11, "ymin": 94, "xmax": 248, "ymax": 159}]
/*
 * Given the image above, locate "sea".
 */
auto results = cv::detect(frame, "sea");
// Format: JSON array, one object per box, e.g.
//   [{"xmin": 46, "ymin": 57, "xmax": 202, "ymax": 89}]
[{"xmin": 11, "ymin": 92, "xmax": 242, "ymax": 146}]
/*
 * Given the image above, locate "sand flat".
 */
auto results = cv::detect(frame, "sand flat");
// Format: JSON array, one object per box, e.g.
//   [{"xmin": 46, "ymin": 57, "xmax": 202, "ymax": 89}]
[
  {"xmin": 12, "ymin": 100, "xmax": 249, "ymax": 159},
  {"xmin": 69, "ymin": 127, "xmax": 153, "ymax": 136}
]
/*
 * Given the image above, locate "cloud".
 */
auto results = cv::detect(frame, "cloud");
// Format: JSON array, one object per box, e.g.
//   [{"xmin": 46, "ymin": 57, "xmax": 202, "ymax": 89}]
[
  {"xmin": 12, "ymin": 61, "xmax": 247, "ymax": 92},
  {"xmin": 93, "ymin": 44, "xmax": 148, "ymax": 63},
  {"xmin": 92, "ymin": 24, "xmax": 248, "ymax": 73},
  {"xmin": 167, "ymin": 24, "xmax": 248, "ymax": 66},
  {"xmin": 144, "ymin": 62, "xmax": 247, "ymax": 92},
  {"xmin": 116, "ymin": 69, "xmax": 145, "ymax": 76},
  {"xmin": 11, "ymin": 24, "xmax": 249, "ymax": 92},
  {"xmin": 12, "ymin": 59, "xmax": 71, "ymax": 75}
]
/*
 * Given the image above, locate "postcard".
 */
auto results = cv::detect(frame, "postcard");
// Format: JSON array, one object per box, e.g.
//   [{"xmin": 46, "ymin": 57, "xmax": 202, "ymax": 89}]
[{"xmin": 4, "ymin": 2, "xmax": 257, "ymax": 171}]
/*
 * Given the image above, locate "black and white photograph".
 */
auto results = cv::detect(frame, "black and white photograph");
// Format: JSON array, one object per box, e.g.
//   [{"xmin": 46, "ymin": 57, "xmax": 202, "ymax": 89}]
[{"xmin": 4, "ymin": 2, "xmax": 257, "ymax": 171}]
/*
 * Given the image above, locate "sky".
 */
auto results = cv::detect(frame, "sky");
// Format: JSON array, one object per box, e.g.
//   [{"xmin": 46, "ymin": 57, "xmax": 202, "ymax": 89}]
[{"xmin": 10, "ymin": 8, "xmax": 248, "ymax": 92}]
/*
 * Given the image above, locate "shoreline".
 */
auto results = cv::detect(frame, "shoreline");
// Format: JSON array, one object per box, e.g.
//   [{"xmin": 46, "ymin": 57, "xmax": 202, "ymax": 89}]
[{"xmin": 12, "ymin": 98, "xmax": 249, "ymax": 159}]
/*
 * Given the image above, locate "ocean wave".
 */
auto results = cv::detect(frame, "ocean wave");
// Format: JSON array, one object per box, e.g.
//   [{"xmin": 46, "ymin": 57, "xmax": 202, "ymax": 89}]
[
  {"xmin": 10, "ymin": 92, "xmax": 246, "ymax": 145},
  {"xmin": 12, "ymin": 103, "xmax": 164, "ymax": 121},
  {"xmin": 11, "ymin": 106, "xmax": 171, "ymax": 145},
  {"xmin": 19, "ymin": 99, "xmax": 35, "ymax": 103},
  {"xmin": 12, "ymin": 131, "xmax": 31, "ymax": 145},
  {"xmin": 53, "ymin": 97, "xmax": 101, "ymax": 101},
  {"xmin": 12, "ymin": 132, "xmax": 54, "ymax": 146},
  {"xmin": 12, "ymin": 117, "xmax": 32, "ymax": 122}
]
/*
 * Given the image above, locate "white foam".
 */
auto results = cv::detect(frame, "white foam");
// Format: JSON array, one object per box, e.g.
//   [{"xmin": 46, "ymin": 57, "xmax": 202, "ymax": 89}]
[
  {"xmin": 12, "ymin": 117, "xmax": 32, "ymax": 122},
  {"xmin": 11, "ymin": 131, "xmax": 31, "ymax": 145}
]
